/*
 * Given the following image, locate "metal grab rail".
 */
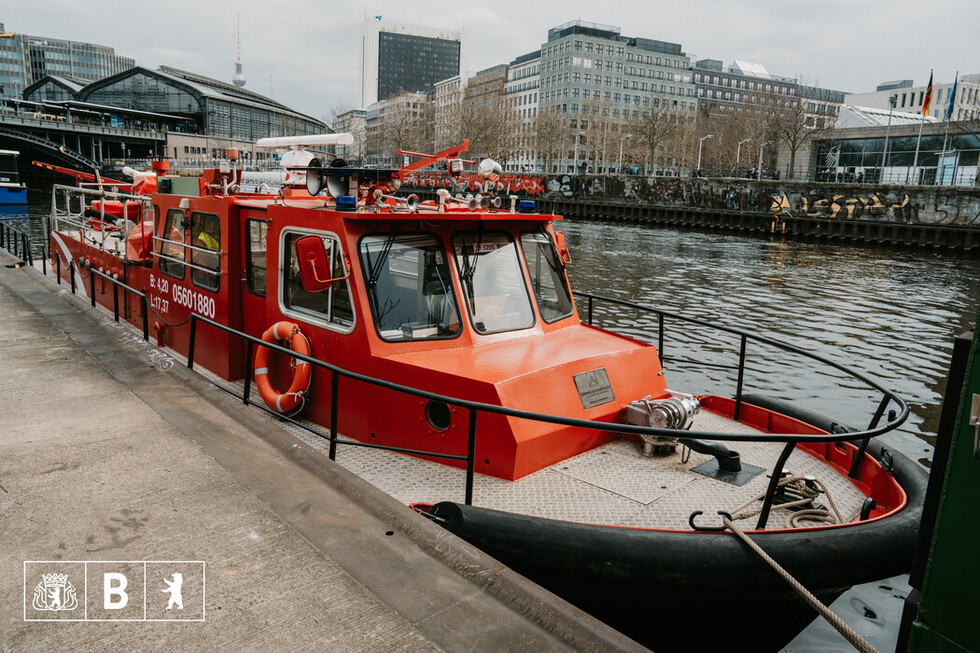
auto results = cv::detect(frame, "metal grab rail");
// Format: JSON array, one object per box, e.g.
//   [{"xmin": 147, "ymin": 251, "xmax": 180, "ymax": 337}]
[
  {"xmin": 575, "ymin": 290, "xmax": 909, "ymax": 528},
  {"xmin": 185, "ymin": 301, "xmax": 909, "ymax": 514},
  {"xmin": 574, "ymin": 290, "xmax": 908, "ymax": 433}
]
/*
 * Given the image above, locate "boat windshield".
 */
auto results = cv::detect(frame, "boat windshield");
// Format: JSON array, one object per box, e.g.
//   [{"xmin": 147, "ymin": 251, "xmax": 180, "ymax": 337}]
[
  {"xmin": 453, "ymin": 232, "xmax": 535, "ymax": 334},
  {"xmin": 520, "ymin": 230, "xmax": 574, "ymax": 323},
  {"xmin": 359, "ymin": 233, "xmax": 462, "ymax": 341}
]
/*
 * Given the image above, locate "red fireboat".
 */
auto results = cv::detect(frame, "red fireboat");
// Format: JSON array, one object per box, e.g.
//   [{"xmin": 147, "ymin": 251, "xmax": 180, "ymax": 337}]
[{"xmin": 45, "ymin": 134, "xmax": 926, "ymax": 650}]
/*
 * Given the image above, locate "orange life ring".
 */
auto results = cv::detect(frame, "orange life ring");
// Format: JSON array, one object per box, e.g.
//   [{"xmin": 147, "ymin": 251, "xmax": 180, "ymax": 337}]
[{"xmin": 254, "ymin": 321, "xmax": 312, "ymax": 414}]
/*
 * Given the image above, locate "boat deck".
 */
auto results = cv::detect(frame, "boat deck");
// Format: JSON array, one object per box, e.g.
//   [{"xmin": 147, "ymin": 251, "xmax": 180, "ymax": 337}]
[{"xmin": 199, "ymin": 365, "xmax": 868, "ymax": 532}]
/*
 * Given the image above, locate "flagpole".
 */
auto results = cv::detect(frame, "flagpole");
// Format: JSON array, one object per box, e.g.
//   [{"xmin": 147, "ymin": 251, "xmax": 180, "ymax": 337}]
[
  {"xmin": 909, "ymin": 69, "xmax": 933, "ymax": 185},
  {"xmin": 936, "ymin": 71, "xmax": 958, "ymax": 186}
]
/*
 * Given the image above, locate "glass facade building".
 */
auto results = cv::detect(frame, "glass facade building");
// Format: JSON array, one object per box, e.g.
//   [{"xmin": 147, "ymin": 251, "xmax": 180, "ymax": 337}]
[
  {"xmin": 812, "ymin": 125, "xmax": 980, "ymax": 185},
  {"xmin": 80, "ymin": 66, "xmax": 324, "ymax": 140},
  {"xmin": 0, "ymin": 23, "xmax": 133, "ymax": 98},
  {"xmin": 377, "ymin": 32, "xmax": 460, "ymax": 101}
]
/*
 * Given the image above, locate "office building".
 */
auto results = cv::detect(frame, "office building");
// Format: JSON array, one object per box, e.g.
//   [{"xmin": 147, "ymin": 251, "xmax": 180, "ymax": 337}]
[
  {"xmin": 694, "ymin": 59, "xmax": 845, "ymax": 128},
  {"xmin": 538, "ymin": 20, "xmax": 696, "ymax": 119},
  {"xmin": 359, "ymin": 18, "xmax": 468, "ymax": 108},
  {"xmin": 0, "ymin": 22, "xmax": 133, "ymax": 98},
  {"xmin": 846, "ymin": 74, "xmax": 980, "ymax": 122}
]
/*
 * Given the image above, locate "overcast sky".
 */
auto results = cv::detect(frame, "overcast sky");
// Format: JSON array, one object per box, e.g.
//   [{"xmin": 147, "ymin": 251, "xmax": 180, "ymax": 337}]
[{"xmin": 6, "ymin": 0, "xmax": 979, "ymax": 122}]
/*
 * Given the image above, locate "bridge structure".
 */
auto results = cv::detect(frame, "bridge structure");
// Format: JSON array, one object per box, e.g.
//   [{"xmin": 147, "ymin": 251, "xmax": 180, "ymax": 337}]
[{"xmin": 0, "ymin": 104, "xmax": 166, "ymax": 172}]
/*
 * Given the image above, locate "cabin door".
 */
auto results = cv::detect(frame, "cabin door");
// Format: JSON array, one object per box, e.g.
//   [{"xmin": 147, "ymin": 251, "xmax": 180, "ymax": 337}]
[{"xmin": 241, "ymin": 209, "xmax": 270, "ymax": 338}]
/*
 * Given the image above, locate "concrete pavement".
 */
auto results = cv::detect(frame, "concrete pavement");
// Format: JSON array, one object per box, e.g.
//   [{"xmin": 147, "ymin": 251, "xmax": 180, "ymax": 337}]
[{"xmin": 0, "ymin": 250, "xmax": 643, "ymax": 652}]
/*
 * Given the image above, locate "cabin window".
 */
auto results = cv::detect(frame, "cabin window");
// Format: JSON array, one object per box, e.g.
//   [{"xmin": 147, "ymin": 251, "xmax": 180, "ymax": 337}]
[
  {"xmin": 359, "ymin": 232, "xmax": 462, "ymax": 341},
  {"xmin": 190, "ymin": 212, "xmax": 221, "ymax": 292},
  {"xmin": 452, "ymin": 233, "xmax": 535, "ymax": 335},
  {"xmin": 282, "ymin": 231, "xmax": 354, "ymax": 330},
  {"xmin": 520, "ymin": 231, "xmax": 574, "ymax": 323},
  {"xmin": 158, "ymin": 208, "xmax": 186, "ymax": 279},
  {"xmin": 245, "ymin": 219, "xmax": 267, "ymax": 297}
]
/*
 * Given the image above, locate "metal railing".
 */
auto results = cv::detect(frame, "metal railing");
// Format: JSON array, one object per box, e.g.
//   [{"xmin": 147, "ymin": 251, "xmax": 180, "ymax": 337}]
[
  {"xmin": 576, "ymin": 290, "xmax": 908, "ymax": 527},
  {"xmin": 51, "ymin": 184, "xmax": 152, "ymax": 257},
  {"xmin": 6, "ymin": 197, "xmax": 909, "ymax": 526},
  {"xmin": 184, "ymin": 296, "xmax": 907, "ymax": 525}
]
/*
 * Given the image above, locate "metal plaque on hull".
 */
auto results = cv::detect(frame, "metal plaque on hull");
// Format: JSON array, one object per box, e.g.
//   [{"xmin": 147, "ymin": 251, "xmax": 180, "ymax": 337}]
[{"xmin": 573, "ymin": 368, "xmax": 616, "ymax": 410}]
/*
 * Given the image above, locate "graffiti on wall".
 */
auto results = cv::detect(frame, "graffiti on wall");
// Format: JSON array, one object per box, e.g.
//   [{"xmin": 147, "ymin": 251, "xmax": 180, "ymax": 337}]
[
  {"xmin": 787, "ymin": 190, "xmax": 919, "ymax": 222},
  {"xmin": 402, "ymin": 172, "xmax": 979, "ymax": 225},
  {"xmin": 401, "ymin": 172, "xmax": 547, "ymax": 196}
]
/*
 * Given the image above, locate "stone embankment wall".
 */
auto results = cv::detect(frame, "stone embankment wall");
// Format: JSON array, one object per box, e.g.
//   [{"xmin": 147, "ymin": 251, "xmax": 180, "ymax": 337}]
[{"xmin": 402, "ymin": 171, "xmax": 980, "ymax": 227}]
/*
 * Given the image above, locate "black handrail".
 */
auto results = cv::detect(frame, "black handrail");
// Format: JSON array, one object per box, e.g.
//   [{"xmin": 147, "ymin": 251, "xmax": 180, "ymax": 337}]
[
  {"xmin": 573, "ymin": 290, "xmax": 909, "ymax": 430},
  {"xmin": 30, "ymin": 245, "xmax": 909, "ymax": 524},
  {"xmin": 86, "ymin": 266, "xmax": 150, "ymax": 341},
  {"xmin": 187, "ymin": 312, "xmax": 905, "ymax": 446}
]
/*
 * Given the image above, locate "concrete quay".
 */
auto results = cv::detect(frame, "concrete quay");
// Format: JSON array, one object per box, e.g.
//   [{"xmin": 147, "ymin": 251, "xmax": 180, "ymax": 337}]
[{"xmin": 0, "ymin": 251, "xmax": 643, "ymax": 652}]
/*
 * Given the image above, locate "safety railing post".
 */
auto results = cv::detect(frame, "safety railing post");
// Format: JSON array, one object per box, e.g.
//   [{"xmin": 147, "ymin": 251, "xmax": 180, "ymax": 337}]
[
  {"xmin": 41, "ymin": 245, "xmax": 47, "ymax": 275},
  {"xmin": 734, "ymin": 335, "xmax": 747, "ymax": 420},
  {"xmin": 89, "ymin": 269, "xmax": 96, "ymax": 307},
  {"xmin": 1, "ymin": 222, "xmax": 5, "ymax": 249},
  {"xmin": 587, "ymin": 295, "xmax": 594, "ymax": 325},
  {"xmin": 243, "ymin": 340, "xmax": 254, "ymax": 406},
  {"xmin": 69, "ymin": 261, "xmax": 76, "ymax": 294},
  {"xmin": 55, "ymin": 250, "xmax": 61, "ymax": 284},
  {"xmin": 658, "ymin": 313, "xmax": 665, "ymax": 364},
  {"xmin": 848, "ymin": 395, "xmax": 890, "ymax": 478},
  {"xmin": 329, "ymin": 371, "xmax": 339, "ymax": 460},
  {"xmin": 465, "ymin": 409, "xmax": 478, "ymax": 505},
  {"xmin": 140, "ymin": 295, "xmax": 148, "ymax": 340},
  {"xmin": 755, "ymin": 441, "xmax": 797, "ymax": 530},
  {"xmin": 187, "ymin": 314, "xmax": 197, "ymax": 370},
  {"xmin": 112, "ymin": 281, "xmax": 120, "ymax": 322}
]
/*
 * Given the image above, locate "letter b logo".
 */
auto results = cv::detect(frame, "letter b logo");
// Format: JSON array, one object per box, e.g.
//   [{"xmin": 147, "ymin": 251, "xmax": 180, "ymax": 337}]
[{"xmin": 104, "ymin": 572, "xmax": 128, "ymax": 609}]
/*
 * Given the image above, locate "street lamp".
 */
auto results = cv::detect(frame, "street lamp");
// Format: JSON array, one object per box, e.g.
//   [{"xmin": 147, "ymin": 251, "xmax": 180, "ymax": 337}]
[
  {"xmin": 735, "ymin": 139, "xmax": 750, "ymax": 177},
  {"xmin": 757, "ymin": 120, "xmax": 768, "ymax": 180},
  {"xmin": 601, "ymin": 120, "xmax": 608, "ymax": 173},
  {"xmin": 618, "ymin": 134, "xmax": 631, "ymax": 173},
  {"xmin": 880, "ymin": 94, "xmax": 897, "ymax": 184},
  {"xmin": 573, "ymin": 131, "xmax": 586, "ymax": 174},
  {"xmin": 697, "ymin": 134, "xmax": 713, "ymax": 175},
  {"xmin": 757, "ymin": 141, "xmax": 771, "ymax": 180}
]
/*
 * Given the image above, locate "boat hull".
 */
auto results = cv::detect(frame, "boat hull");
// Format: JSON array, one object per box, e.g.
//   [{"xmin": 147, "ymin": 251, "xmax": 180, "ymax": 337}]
[
  {"xmin": 0, "ymin": 186, "xmax": 27, "ymax": 205},
  {"xmin": 428, "ymin": 438, "xmax": 927, "ymax": 650}
]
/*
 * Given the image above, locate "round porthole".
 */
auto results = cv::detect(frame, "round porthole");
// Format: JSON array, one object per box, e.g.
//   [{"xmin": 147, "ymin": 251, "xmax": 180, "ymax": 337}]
[{"xmin": 425, "ymin": 401, "xmax": 452, "ymax": 432}]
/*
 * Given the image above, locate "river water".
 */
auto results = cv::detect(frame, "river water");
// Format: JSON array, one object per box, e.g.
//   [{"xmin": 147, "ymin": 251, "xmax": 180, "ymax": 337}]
[{"xmin": 5, "ymin": 188, "xmax": 979, "ymax": 650}]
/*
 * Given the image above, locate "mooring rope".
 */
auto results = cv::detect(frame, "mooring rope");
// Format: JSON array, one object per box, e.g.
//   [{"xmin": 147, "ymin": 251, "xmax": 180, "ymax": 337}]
[
  {"xmin": 729, "ymin": 474, "xmax": 843, "ymax": 528},
  {"xmin": 720, "ymin": 514, "xmax": 879, "ymax": 653}
]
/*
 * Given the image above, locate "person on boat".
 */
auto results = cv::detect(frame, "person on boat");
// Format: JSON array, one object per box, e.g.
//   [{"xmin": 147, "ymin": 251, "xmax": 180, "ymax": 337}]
[{"xmin": 197, "ymin": 228, "xmax": 219, "ymax": 252}]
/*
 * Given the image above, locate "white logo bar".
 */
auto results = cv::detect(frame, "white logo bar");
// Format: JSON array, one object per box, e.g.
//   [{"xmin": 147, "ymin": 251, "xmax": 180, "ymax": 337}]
[{"xmin": 24, "ymin": 561, "xmax": 205, "ymax": 622}]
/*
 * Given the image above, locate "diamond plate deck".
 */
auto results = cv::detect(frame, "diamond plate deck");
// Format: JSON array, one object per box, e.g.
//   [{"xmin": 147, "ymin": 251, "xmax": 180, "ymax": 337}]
[{"xmin": 200, "ymin": 368, "xmax": 867, "ymax": 531}]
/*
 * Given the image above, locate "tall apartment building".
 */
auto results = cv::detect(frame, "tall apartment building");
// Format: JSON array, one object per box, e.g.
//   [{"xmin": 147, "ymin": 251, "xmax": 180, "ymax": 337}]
[
  {"xmin": 846, "ymin": 74, "xmax": 980, "ymax": 122},
  {"xmin": 359, "ymin": 18, "xmax": 469, "ymax": 108},
  {"xmin": 0, "ymin": 22, "xmax": 134, "ymax": 97},
  {"xmin": 538, "ymin": 20, "xmax": 695, "ymax": 120},
  {"xmin": 694, "ymin": 59, "xmax": 845, "ymax": 128},
  {"xmin": 504, "ymin": 50, "xmax": 541, "ymax": 170}
]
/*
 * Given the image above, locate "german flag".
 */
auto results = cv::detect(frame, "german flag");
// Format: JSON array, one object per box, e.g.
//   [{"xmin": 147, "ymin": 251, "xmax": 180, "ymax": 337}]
[{"xmin": 921, "ymin": 72, "xmax": 934, "ymax": 116}]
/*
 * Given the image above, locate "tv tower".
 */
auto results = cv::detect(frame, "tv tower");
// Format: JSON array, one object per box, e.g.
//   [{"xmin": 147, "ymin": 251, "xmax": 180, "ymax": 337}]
[{"xmin": 232, "ymin": 13, "xmax": 246, "ymax": 87}]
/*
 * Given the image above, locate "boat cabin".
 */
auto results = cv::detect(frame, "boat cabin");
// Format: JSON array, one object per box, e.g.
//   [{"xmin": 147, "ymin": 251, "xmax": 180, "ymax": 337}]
[{"xmin": 60, "ymin": 140, "xmax": 666, "ymax": 480}]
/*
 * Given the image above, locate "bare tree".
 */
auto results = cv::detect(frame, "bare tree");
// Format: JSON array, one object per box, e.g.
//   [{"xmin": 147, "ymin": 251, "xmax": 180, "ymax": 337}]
[
  {"xmin": 626, "ymin": 103, "xmax": 689, "ymax": 175},
  {"xmin": 759, "ymin": 82, "xmax": 832, "ymax": 179},
  {"xmin": 328, "ymin": 103, "xmax": 365, "ymax": 163},
  {"xmin": 534, "ymin": 107, "xmax": 571, "ymax": 173},
  {"xmin": 377, "ymin": 92, "xmax": 434, "ymax": 167}
]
